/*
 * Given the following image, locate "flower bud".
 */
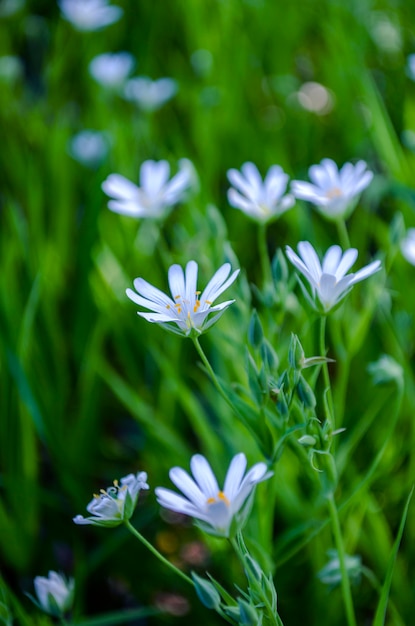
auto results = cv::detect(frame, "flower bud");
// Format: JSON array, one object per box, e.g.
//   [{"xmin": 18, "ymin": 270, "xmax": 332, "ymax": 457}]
[
  {"xmin": 248, "ymin": 310, "xmax": 263, "ymax": 349},
  {"xmin": 191, "ymin": 573, "xmax": 221, "ymax": 610},
  {"xmin": 288, "ymin": 334, "xmax": 305, "ymax": 370}
]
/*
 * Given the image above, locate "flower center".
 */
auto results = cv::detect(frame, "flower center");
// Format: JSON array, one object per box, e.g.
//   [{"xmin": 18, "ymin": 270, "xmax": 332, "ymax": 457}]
[
  {"xmin": 325, "ymin": 186, "xmax": 343, "ymax": 199},
  {"xmin": 206, "ymin": 491, "xmax": 230, "ymax": 506},
  {"xmin": 94, "ymin": 480, "xmax": 127, "ymax": 501}
]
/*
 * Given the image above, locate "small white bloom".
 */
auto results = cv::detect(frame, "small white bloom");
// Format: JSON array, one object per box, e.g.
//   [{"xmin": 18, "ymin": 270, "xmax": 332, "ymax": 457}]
[
  {"xmin": 126, "ymin": 260, "xmax": 239, "ymax": 337},
  {"xmin": 291, "ymin": 158, "xmax": 373, "ymax": 220},
  {"xmin": 58, "ymin": 0, "xmax": 122, "ymax": 32},
  {"xmin": 124, "ymin": 76, "xmax": 177, "ymax": 111},
  {"xmin": 89, "ymin": 52, "xmax": 135, "ymax": 89},
  {"xmin": 102, "ymin": 159, "xmax": 193, "ymax": 219},
  {"xmin": 33, "ymin": 571, "xmax": 74, "ymax": 617},
  {"xmin": 407, "ymin": 54, "xmax": 415, "ymax": 81},
  {"xmin": 227, "ymin": 162, "xmax": 294, "ymax": 222},
  {"xmin": 400, "ymin": 228, "xmax": 415, "ymax": 265},
  {"xmin": 68, "ymin": 130, "xmax": 109, "ymax": 167},
  {"xmin": 286, "ymin": 241, "xmax": 381, "ymax": 313},
  {"xmin": 155, "ymin": 453, "xmax": 272, "ymax": 537},
  {"xmin": 73, "ymin": 472, "xmax": 149, "ymax": 527}
]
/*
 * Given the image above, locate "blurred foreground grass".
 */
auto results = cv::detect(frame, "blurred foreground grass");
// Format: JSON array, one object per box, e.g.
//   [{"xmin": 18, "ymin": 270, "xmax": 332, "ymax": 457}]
[{"xmin": 1, "ymin": 0, "xmax": 415, "ymax": 624}]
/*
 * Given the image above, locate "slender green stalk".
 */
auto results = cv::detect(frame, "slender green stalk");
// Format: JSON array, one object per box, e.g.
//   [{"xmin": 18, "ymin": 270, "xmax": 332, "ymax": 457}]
[
  {"xmin": 319, "ymin": 316, "xmax": 335, "ymax": 430},
  {"xmin": 192, "ymin": 336, "xmax": 234, "ymax": 410},
  {"xmin": 326, "ymin": 495, "xmax": 357, "ymax": 626},
  {"xmin": 257, "ymin": 222, "xmax": 273, "ymax": 287},
  {"xmin": 229, "ymin": 536, "xmax": 284, "ymax": 626},
  {"xmin": 125, "ymin": 521, "xmax": 194, "ymax": 587},
  {"xmin": 336, "ymin": 219, "xmax": 351, "ymax": 250}
]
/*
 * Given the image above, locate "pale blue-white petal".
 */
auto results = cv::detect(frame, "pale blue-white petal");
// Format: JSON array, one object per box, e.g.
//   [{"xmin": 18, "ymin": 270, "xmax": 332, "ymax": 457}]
[
  {"xmin": 169, "ymin": 467, "xmax": 207, "ymax": 508},
  {"xmin": 102, "ymin": 173, "xmax": 140, "ymax": 201},
  {"xmin": 334, "ymin": 248, "xmax": 358, "ymax": 279},
  {"xmin": 168, "ymin": 264, "xmax": 186, "ymax": 300},
  {"xmin": 190, "ymin": 454, "xmax": 220, "ymax": 498},
  {"xmin": 140, "ymin": 160, "xmax": 170, "ymax": 197},
  {"xmin": 223, "ymin": 453, "xmax": 247, "ymax": 500},
  {"xmin": 349, "ymin": 260, "xmax": 381, "ymax": 284},
  {"xmin": 297, "ymin": 241, "xmax": 322, "ymax": 284},
  {"xmin": 322, "ymin": 245, "xmax": 342, "ymax": 274}
]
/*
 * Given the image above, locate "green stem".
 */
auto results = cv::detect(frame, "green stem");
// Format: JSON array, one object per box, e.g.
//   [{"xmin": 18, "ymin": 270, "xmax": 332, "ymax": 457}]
[
  {"xmin": 192, "ymin": 336, "xmax": 234, "ymax": 411},
  {"xmin": 336, "ymin": 219, "xmax": 351, "ymax": 250},
  {"xmin": 125, "ymin": 521, "xmax": 194, "ymax": 587},
  {"xmin": 258, "ymin": 222, "xmax": 273, "ymax": 287},
  {"xmin": 327, "ymin": 495, "xmax": 357, "ymax": 626},
  {"xmin": 319, "ymin": 316, "xmax": 335, "ymax": 431},
  {"xmin": 229, "ymin": 536, "xmax": 284, "ymax": 626}
]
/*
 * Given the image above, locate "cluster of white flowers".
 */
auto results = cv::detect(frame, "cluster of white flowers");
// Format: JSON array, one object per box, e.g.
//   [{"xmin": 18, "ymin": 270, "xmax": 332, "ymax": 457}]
[
  {"xmin": 72, "ymin": 456, "xmax": 271, "ymax": 539},
  {"xmin": 227, "ymin": 158, "xmax": 373, "ymax": 223}
]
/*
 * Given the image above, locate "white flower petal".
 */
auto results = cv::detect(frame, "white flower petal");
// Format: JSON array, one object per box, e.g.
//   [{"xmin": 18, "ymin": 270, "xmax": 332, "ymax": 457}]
[
  {"xmin": 190, "ymin": 454, "xmax": 220, "ymax": 498},
  {"xmin": 169, "ymin": 467, "xmax": 206, "ymax": 508},
  {"xmin": 223, "ymin": 453, "xmax": 247, "ymax": 500}
]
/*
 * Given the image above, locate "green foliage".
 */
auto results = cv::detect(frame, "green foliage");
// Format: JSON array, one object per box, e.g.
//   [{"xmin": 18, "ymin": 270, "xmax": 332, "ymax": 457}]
[{"xmin": 1, "ymin": 0, "xmax": 415, "ymax": 625}]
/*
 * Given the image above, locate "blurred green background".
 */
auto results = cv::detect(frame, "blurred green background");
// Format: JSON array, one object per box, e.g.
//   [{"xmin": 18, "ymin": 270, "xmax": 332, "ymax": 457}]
[{"xmin": 1, "ymin": 0, "xmax": 415, "ymax": 624}]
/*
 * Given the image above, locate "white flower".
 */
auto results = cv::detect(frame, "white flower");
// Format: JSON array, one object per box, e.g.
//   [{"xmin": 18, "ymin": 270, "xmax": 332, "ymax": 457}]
[
  {"xmin": 102, "ymin": 159, "xmax": 194, "ymax": 219},
  {"xmin": 126, "ymin": 260, "xmax": 239, "ymax": 337},
  {"xmin": 406, "ymin": 54, "xmax": 415, "ymax": 81},
  {"xmin": 33, "ymin": 571, "xmax": 74, "ymax": 617},
  {"xmin": 400, "ymin": 228, "xmax": 415, "ymax": 265},
  {"xmin": 227, "ymin": 162, "xmax": 294, "ymax": 222},
  {"xmin": 58, "ymin": 0, "xmax": 122, "ymax": 32},
  {"xmin": 286, "ymin": 241, "xmax": 381, "ymax": 313},
  {"xmin": 73, "ymin": 472, "xmax": 149, "ymax": 527},
  {"xmin": 89, "ymin": 52, "xmax": 135, "ymax": 89},
  {"xmin": 291, "ymin": 158, "xmax": 373, "ymax": 220},
  {"xmin": 124, "ymin": 76, "xmax": 177, "ymax": 111},
  {"xmin": 68, "ymin": 130, "xmax": 108, "ymax": 167},
  {"xmin": 155, "ymin": 453, "xmax": 272, "ymax": 537}
]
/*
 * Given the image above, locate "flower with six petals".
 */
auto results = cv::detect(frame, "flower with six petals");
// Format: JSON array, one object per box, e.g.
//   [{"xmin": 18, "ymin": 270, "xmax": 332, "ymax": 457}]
[
  {"xmin": 227, "ymin": 162, "xmax": 294, "ymax": 222},
  {"xmin": 32, "ymin": 571, "xmax": 74, "ymax": 617},
  {"xmin": 291, "ymin": 158, "xmax": 373, "ymax": 220},
  {"xmin": 286, "ymin": 241, "xmax": 381, "ymax": 313},
  {"xmin": 73, "ymin": 472, "xmax": 149, "ymax": 527},
  {"xmin": 102, "ymin": 159, "xmax": 193, "ymax": 219},
  {"xmin": 126, "ymin": 260, "xmax": 239, "ymax": 337},
  {"xmin": 155, "ymin": 453, "xmax": 272, "ymax": 537}
]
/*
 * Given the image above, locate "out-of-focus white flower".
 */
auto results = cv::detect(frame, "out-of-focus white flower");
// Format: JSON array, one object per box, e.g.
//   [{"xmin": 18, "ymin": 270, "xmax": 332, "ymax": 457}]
[
  {"xmin": 155, "ymin": 453, "xmax": 272, "ymax": 537},
  {"xmin": 407, "ymin": 54, "xmax": 415, "ymax": 81},
  {"xmin": 102, "ymin": 159, "xmax": 193, "ymax": 218},
  {"xmin": 297, "ymin": 81, "xmax": 333, "ymax": 115},
  {"xmin": 68, "ymin": 130, "xmax": 109, "ymax": 167},
  {"xmin": 0, "ymin": 0, "xmax": 25, "ymax": 17},
  {"xmin": 400, "ymin": 228, "xmax": 415, "ymax": 265},
  {"xmin": 89, "ymin": 52, "xmax": 134, "ymax": 89},
  {"xmin": 0, "ymin": 55, "xmax": 23, "ymax": 83},
  {"xmin": 227, "ymin": 162, "xmax": 294, "ymax": 222},
  {"xmin": 126, "ymin": 260, "xmax": 239, "ymax": 337},
  {"xmin": 286, "ymin": 241, "xmax": 381, "ymax": 313},
  {"xmin": 291, "ymin": 158, "xmax": 373, "ymax": 221},
  {"xmin": 33, "ymin": 571, "xmax": 74, "ymax": 617},
  {"xmin": 58, "ymin": 0, "xmax": 122, "ymax": 32},
  {"xmin": 73, "ymin": 472, "xmax": 149, "ymax": 527},
  {"xmin": 124, "ymin": 76, "xmax": 178, "ymax": 111}
]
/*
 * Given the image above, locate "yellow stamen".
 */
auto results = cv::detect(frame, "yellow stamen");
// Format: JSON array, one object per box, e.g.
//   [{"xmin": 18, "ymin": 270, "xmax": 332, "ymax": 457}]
[
  {"xmin": 205, "ymin": 300, "xmax": 212, "ymax": 305},
  {"xmin": 166, "ymin": 304, "xmax": 170, "ymax": 309},
  {"xmin": 218, "ymin": 491, "xmax": 230, "ymax": 505},
  {"xmin": 174, "ymin": 294, "xmax": 181, "ymax": 299},
  {"xmin": 206, "ymin": 491, "xmax": 230, "ymax": 506}
]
